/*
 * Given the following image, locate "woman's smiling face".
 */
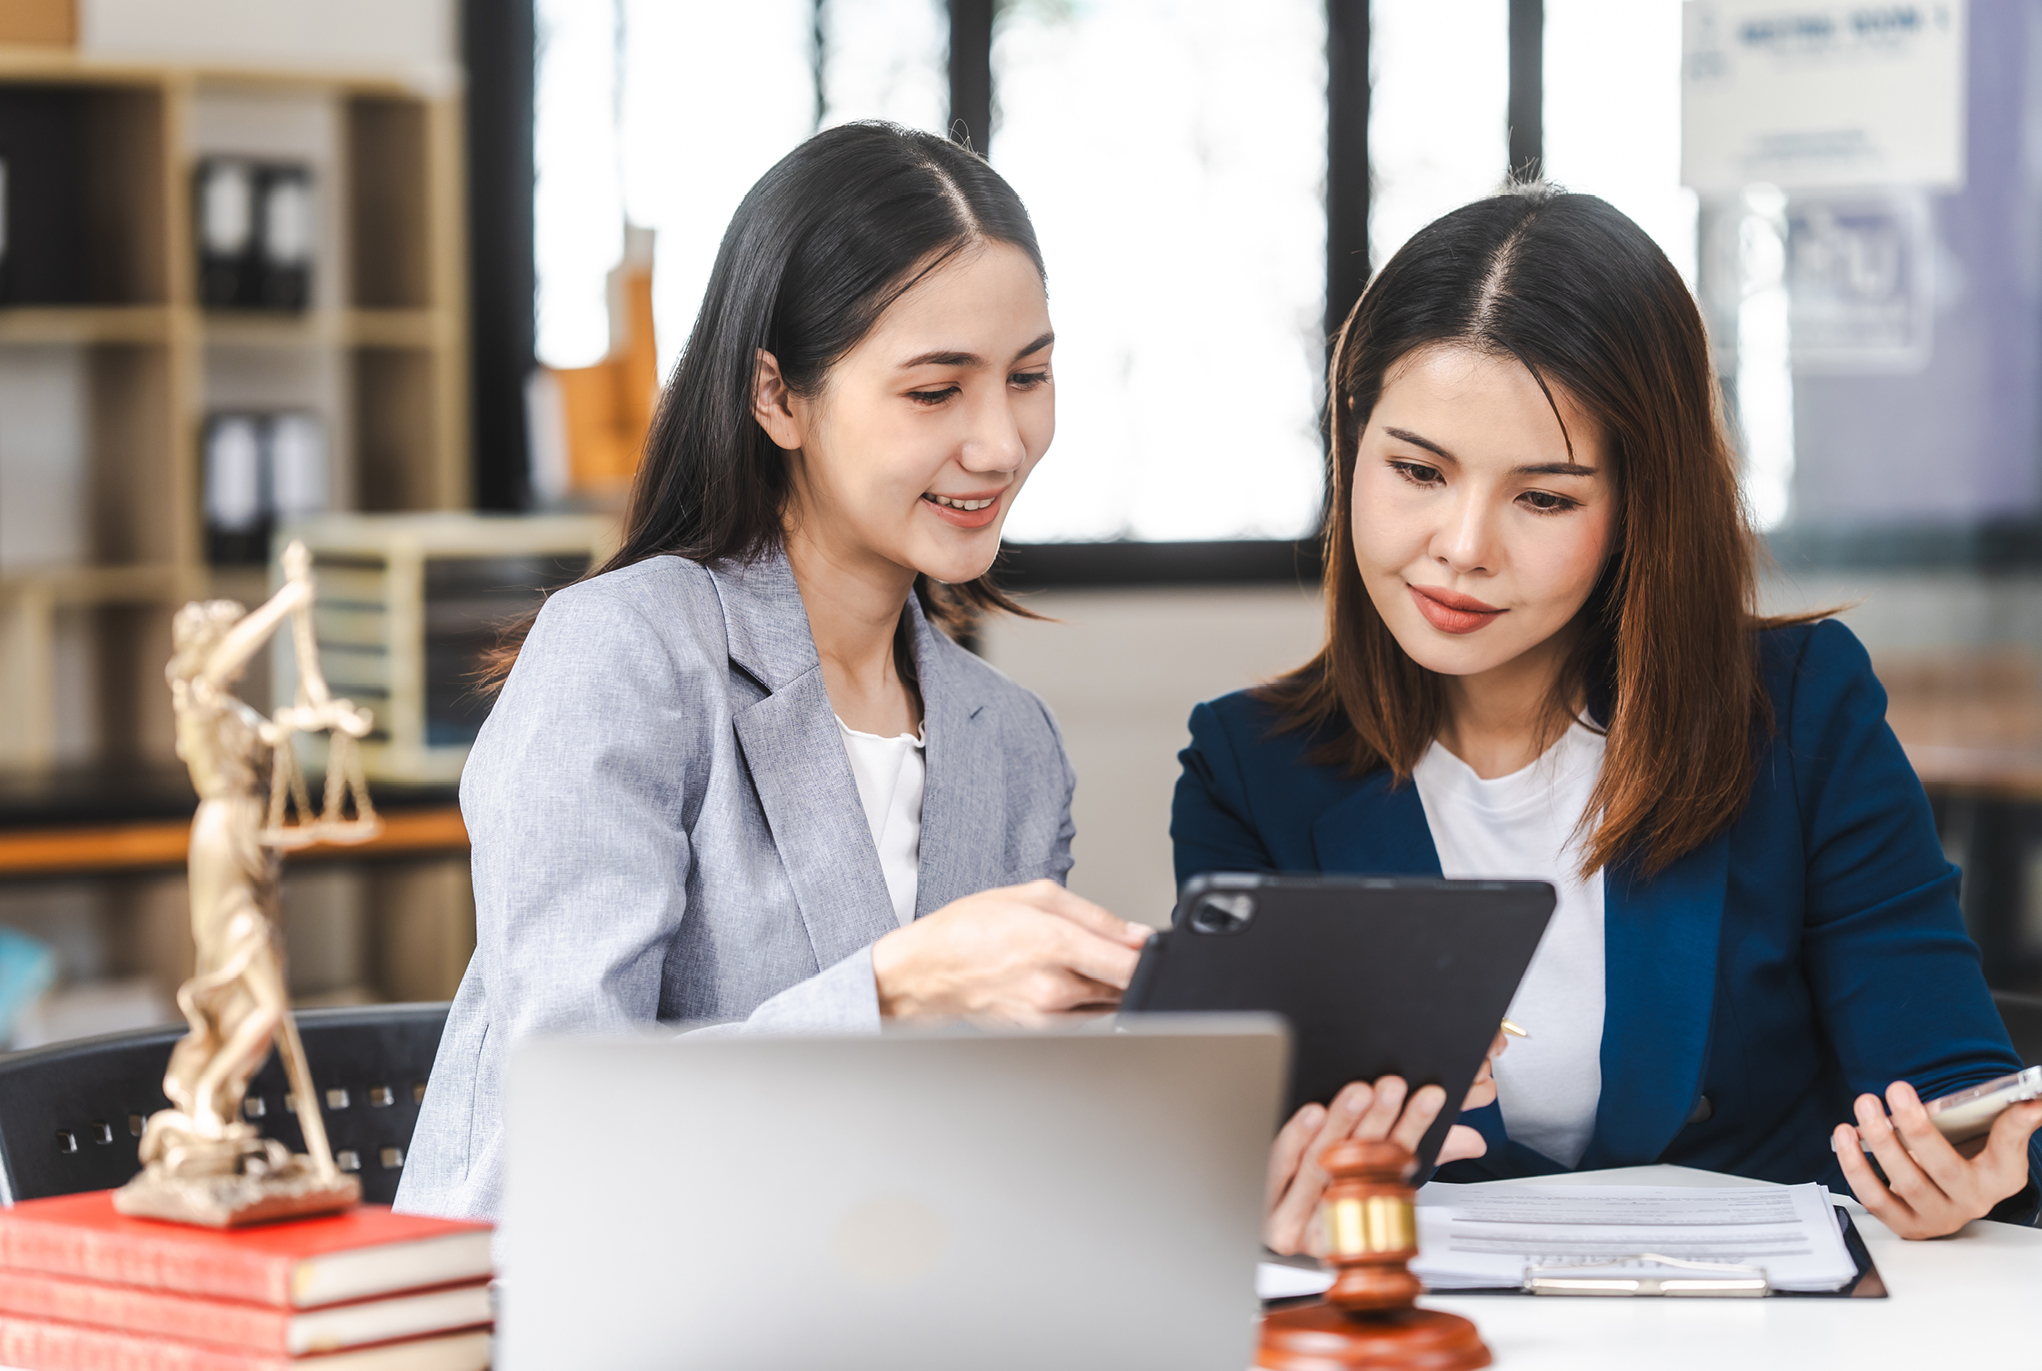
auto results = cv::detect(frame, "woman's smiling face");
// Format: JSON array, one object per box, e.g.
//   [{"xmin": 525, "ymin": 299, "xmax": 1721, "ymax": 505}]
[
  {"xmin": 765, "ymin": 239, "xmax": 1054, "ymax": 587},
  {"xmin": 1349, "ymin": 344, "xmax": 1617, "ymax": 680}
]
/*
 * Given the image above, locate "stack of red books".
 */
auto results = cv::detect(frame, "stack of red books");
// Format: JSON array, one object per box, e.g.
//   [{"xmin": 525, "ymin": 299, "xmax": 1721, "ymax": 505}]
[{"xmin": 0, "ymin": 1193, "xmax": 494, "ymax": 1371}]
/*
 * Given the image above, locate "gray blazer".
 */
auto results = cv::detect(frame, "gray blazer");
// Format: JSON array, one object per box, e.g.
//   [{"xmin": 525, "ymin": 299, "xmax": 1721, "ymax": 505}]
[{"xmin": 394, "ymin": 551, "xmax": 1075, "ymax": 1221}]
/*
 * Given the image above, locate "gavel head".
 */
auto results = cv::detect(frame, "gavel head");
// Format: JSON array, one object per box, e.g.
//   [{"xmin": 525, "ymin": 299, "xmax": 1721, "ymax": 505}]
[{"xmin": 1319, "ymin": 1139, "xmax": 1424, "ymax": 1314}]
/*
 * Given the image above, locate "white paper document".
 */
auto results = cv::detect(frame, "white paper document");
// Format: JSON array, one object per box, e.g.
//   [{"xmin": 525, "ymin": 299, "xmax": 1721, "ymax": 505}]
[
  {"xmin": 1412, "ymin": 1182, "xmax": 1857, "ymax": 1292},
  {"xmin": 1254, "ymin": 1181, "xmax": 1858, "ymax": 1300},
  {"xmin": 1256, "ymin": 1258, "xmax": 1336, "ymax": 1301}
]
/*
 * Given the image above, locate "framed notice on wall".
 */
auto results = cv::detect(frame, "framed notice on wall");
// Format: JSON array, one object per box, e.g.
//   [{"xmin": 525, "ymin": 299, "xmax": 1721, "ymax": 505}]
[{"xmin": 1682, "ymin": 1, "xmax": 1967, "ymax": 192}]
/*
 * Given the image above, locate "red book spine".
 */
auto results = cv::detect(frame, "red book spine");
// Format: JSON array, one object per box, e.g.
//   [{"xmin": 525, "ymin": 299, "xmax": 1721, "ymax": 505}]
[
  {"xmin": 0, "ymin": 1315, "xmax": 290, "ymax": 1371},
  {"xmin": 0, "ymin": 1226, "xmax": 291, "ymax": 1307},
  {"xmin": 0, "ymin": 1274, "xmax": 290, "ymax": 1354},
  {"xmin": 0, "ymin": 1195, "xmax": 492, "ymax": 1309}
]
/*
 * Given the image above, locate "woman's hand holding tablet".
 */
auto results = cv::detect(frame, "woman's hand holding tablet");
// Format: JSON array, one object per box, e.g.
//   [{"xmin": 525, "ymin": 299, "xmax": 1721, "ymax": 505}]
[
  {"xmin": 1832, "ymin": 1079, "xmax": 2042, "ymax": 1238},
  {"xmin": 1262, "ymin": 1032, "xmax": 1506, "ymax": 1255}
]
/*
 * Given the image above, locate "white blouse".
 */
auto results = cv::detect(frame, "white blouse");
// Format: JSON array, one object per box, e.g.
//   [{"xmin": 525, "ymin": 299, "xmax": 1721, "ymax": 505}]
[
  {"xmin": 1411, "ymin": 722, "xmax": 1608, "ymax": 1168},
  {"xmin": 835, "ymin": 716, "xmax": 926, "ymax": 928}
]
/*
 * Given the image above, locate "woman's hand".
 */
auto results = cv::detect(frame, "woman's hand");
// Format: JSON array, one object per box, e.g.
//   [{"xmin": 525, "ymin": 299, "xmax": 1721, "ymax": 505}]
[
  {"xmin": 1263, "ymin": 1077, "xmax": 1487, "ymax": 1256},
  {"xmin": 1263, "ymin": 1033, "xmax": 1506, "ymax": 1256},
  {"xmin": 871, "ymin": 879, "xmax": 1151, "ymax": 1027},
  {"xmin": 1833, "ymin": 1080, "xmax": 2042, "ymax": 1239},
  {"xmin": 1464, "ymin": 1030, "xmax": 1504, "ymax": 1112}
]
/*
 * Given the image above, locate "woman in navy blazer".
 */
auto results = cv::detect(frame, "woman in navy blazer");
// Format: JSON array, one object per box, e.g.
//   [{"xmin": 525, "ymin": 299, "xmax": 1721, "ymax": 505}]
[{"xmin": 1177, "ymin": 187, "xmax": 2042, "ymax": 1249}]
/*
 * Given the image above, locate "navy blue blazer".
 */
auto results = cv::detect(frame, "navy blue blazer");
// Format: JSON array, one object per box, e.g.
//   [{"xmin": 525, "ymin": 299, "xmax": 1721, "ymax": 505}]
[{"xmin": 1173, "ymin": 619, "xmax": 2042, "ymax": 1218}]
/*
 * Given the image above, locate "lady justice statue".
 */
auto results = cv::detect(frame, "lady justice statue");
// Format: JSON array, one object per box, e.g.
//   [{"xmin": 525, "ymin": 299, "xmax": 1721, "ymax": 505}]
[{"xmin": 115, "ymin": 541, "xmax": 382, "ymax": 1227}]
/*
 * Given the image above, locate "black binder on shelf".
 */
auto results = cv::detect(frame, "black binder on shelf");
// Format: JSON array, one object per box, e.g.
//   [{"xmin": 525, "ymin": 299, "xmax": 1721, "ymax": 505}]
[
  {"xmin": 202, "ymin": 409, "xmax": 328, "ymax": 564},
  {"xmin": 203, "ymin": 411, "xmax": 267, "ymax": 565},
  {"xmin": 256, "ymin": 164, "xmax": 313, "ymax": 309},
  {"xmin": 195, "ymin": 156, "xmax": 259, "ymax": 308},
  {"xmin": 0, "ymin": 87, "xmax": 86, "ymax": 305},
  {"xmin": 195, "ymin": 157, "xmax": 314, "ymax": 311}
]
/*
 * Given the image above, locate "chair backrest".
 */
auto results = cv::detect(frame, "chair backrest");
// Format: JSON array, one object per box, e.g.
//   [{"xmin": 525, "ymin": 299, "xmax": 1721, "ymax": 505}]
[
  {"xmin": 0, "ymin": 1002, "xmax": 449, "ymax": 1207},
  {"xmin": 1995, "ymin": 990, "xmax": 2042, "ymax": 1070}
]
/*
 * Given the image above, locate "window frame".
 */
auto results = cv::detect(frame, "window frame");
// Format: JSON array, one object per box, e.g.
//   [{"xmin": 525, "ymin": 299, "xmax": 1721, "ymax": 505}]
[
  {"xmin": 954, "ymin": 0, "xmax": 1545, "ymax": 590},
  {"xmin": 481, "ymin": 0, "xmax": 1549, "ymax": 585}
]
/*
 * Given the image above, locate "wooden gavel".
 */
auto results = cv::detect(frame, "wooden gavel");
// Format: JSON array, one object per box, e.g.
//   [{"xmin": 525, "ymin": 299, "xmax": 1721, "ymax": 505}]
[{"xmin": 1257, "ymin": 1139, "xmax": 1491, "ymax": 1371}]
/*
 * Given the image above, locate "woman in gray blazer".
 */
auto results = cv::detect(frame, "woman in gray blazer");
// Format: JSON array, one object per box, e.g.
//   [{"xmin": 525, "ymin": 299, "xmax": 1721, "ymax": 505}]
[
  {"xmin": 395, "ymin": 124, "xmax": 1164, "ymax": 1222},
  {"xmin": 398, "ymin": 122, "xmax": 1480, "ymax": 1223}
]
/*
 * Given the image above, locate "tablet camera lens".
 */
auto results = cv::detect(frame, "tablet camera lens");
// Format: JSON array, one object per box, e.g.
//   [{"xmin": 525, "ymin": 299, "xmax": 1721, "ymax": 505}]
[{"xmin": 1190, "ymin": 892, "xmax": 1255, "ymax": 934}]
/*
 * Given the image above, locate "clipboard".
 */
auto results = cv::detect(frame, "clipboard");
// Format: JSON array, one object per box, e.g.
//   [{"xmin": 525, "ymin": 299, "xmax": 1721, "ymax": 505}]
[
  {"xmin": 1260, "ymin": 1205, "xmax": 1886, "ymax": 1305},
  {"xmin": 1780, "ymin": 1207, "xmax": 1888, "ymax": 1298}
]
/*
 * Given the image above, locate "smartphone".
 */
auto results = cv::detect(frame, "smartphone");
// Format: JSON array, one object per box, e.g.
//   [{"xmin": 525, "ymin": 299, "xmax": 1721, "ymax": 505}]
[{"xmin": 1924, "ymin": 1066, "xmax": 2042, "ymax": 1146}]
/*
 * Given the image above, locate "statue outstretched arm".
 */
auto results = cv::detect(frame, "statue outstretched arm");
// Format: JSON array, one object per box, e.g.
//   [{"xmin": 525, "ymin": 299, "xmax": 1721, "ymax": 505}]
[
  {"xmin": 199, "ymin": 554, "xmax": 315, "ymax": 689},
  {"xmin": 271, "ymin": 542, "xmax": 373, "ymax": 739}
]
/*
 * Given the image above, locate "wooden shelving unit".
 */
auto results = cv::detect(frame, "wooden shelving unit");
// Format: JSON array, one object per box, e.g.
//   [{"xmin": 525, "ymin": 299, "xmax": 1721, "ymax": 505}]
[
  {"xmin": 0, "ymin": 31, "xmax": 482, "ymax": 1030},
  {"xmin": 0, "ymin": 46, "xmax": 469, "ymax": 771}
]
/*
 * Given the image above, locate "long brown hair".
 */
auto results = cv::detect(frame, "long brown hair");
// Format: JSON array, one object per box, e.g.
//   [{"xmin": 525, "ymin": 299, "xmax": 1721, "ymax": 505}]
[
  {"xmin": 1260, "ymin": 184, "xmax": 1810, "ymax": 878},
  {"xmin": 481, "ymin": 122, "xmax": 1040, "ymax": 690}
]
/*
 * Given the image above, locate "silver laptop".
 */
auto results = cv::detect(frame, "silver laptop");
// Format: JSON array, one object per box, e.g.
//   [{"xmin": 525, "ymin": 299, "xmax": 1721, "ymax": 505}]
[{"xmin": 500, "ymin": 1016, "xmax": 1288, "ymax": 1371}]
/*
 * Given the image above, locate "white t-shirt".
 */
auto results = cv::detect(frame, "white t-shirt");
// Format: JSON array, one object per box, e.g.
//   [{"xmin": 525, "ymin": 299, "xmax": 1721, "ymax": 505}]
[
  {"xmin": 1411, "ymin": 722, "xmax": 1607, "ymax": 1168},
  {"xmin": 836, "ymin": 716, "xmax": 925, "ymax": 928}
]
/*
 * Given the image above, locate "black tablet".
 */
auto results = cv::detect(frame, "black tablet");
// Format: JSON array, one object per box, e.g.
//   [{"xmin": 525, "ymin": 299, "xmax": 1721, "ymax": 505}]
[{"xmin": 1121, "ymin": 873, "xmax": 1555, "ymax": 1172}]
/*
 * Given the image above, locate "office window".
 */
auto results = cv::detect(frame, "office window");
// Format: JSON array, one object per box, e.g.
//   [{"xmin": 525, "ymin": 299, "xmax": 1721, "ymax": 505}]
[
  {"xmin": 990, "ymin": 0, "xmax": 1328, "ymax": 543},
  {"xmin": 532, "ymin": 0, "xmax": 626, "ymax": 368},
  {"xmin": 537, "ymin": 1, "xmax": 948, "ymax": 376},
  {"xmin": 821, "ymin": 0, "xmax": 948, "ymax": 130},
  {"xmin": 1368, "ymin": 0, "xmax": 1509, "ymax": 270},
  {"xmin": 1542, "ymin": 0, "xmax": 1696, "ymax": 281},
  {"xmin": 617, "ymin": 2, "xmax": 817, "ymax": 376},
  {"xmin": 535, "ymin": 0, "xmax": 817, "ymax": 373}
]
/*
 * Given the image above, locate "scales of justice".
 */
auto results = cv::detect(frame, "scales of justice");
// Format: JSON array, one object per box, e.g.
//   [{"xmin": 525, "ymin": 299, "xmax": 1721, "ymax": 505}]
[{"xmin": 115, "ymin": 541, "xmax": 382, "ymax": 1227}]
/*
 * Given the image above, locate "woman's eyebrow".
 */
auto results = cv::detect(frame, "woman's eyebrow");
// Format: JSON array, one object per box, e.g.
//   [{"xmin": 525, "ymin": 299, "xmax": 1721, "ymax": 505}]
[
  {"xmin": 1383, "ymin": 426, "xmax": 1455, "ymax": 461},
  {"xmin": 1384, "ymin": 426, "xmax": 1595, "ymax": 477},
  {"xmin": 899, "ymin": 348, "xmax": 981, "ymax": 369},
  {"xmin": 898, "ymin": 332, "xmax": 1055, "ymax": 371}
]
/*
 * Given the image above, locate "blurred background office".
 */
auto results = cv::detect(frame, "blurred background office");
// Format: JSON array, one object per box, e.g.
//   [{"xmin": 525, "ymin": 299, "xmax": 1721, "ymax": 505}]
[{"xmin": 1, "ymin": 0, "xmax": 2038, "ymax": 1049}]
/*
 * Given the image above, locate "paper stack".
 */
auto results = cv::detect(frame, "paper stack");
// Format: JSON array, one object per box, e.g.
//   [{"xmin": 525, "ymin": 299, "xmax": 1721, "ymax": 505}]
[
  {"xmin": 1257, "ymin": 1179, "xmax": 1860, "ymax": 1299},
  {"xmin": 0, "ymin": 1191, "xmax": 494, "ymax": 1370},
  {"xmin": 1411, "ymin": 1181, "xmax": 1859, "ymax": 1292}
]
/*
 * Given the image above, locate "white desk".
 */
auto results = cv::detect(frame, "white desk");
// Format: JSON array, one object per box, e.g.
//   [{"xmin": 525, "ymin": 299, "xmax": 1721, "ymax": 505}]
[{"xmin": 1407, "ymin": 1165, "xmax": 2042, "ymax": 1370}]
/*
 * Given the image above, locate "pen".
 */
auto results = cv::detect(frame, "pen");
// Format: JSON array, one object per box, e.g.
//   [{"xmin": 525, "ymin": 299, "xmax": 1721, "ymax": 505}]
[{"xmin": 1501, "ymin": 1019, "xmax": 1529, "ymax": 1038}]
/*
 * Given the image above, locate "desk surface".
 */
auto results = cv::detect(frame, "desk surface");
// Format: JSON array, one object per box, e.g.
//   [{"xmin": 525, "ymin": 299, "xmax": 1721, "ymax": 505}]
[
  {"xmin": 1412, "ymin": 1165, "xmax": 2040, "ymax": 1370},
  {"xmin": 0, "ymin": 1165, "xmax": 2022, "ymax": 1370}
]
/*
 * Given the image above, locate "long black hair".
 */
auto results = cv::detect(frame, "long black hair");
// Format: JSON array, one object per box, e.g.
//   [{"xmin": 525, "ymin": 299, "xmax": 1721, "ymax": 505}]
[
  {"xmin": 486, "ymin": 121, "xmax": 1044, "ymax": 688},
  {"xmin": 1260, "ymin": 184, "xmax": 1813, "ymax": 878}
]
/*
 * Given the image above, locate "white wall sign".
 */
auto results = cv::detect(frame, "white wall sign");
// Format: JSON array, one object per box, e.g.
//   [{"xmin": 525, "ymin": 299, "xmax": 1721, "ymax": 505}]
[{"xmin": 1682, "ymin": 1, "xmax": 1966, "ymax": 192}]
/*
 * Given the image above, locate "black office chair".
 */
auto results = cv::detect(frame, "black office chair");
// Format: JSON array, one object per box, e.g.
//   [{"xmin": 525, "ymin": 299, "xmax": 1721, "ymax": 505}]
[
  {"xmin": 1995, "ymin": 990, "xmax": 2042, "ymax": 1070},
  {"xmin": 0, "ymin": 1002, "xmax": 449, "ymax": 1207}
]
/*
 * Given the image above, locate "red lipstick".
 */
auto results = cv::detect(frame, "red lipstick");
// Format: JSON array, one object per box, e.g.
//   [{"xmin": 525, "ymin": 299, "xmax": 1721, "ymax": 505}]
[{"xmin": 1408, "ymin": 584, "xmax": 1506, "ymax": 635}]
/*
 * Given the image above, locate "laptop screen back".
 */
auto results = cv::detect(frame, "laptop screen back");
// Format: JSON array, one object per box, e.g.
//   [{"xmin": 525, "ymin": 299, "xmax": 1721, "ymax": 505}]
[{"xmin": 500, "ymin": 1018, "xmax": 1287, "ymax": 1371}]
